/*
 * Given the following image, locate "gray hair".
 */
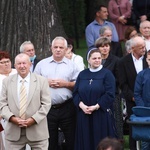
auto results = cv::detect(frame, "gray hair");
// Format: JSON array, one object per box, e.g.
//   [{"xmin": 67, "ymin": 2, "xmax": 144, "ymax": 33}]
[
  {"xmin": 130, "ymin": 36, "xmax": 143, "ymax": 48},
  {"xmin": 125, "ymin": 40, "xmax": 132, "ymax": 52},
  {"xmin": 20, "ymin": 41, "xmax": 34, "ymax": 53},
  {"xmin": 99, "ymin": 26, "xmax": 112, "ymax": 36},
  {"xmin": 15, "ymin": 53, "xmax": 30, "ymax": 64},
  {"xmin": 140, "ymin": 20, "xmax": 150, "ymax": 28},
  {"xmin": 51, "ymin": 36, "xmax": 67, "ymax": 48}
]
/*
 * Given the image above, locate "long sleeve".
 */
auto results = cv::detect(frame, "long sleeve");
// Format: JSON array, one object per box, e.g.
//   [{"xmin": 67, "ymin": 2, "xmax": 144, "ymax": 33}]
[{"xmin": 134, "ymin": 73, "xmax": 144, "ymax": 106}]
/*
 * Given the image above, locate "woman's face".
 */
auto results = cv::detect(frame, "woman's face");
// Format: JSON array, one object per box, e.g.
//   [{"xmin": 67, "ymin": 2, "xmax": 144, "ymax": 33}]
[
  {"xmin": 129, "ymin": 30, "xmax": 138, "ymax": 39},
  {"xmin": 65, "ymin": 48, "xmax": 72, "ymax": 59},
  {"xmin": 98, "ymin": 44, "xmax": 110, "ymax": 55},
  {"xmin": 88, "ymin": 52, "xmax": 102, "ymax": 69},
  {"xmin": 0, "ymin": 58, "xmax": 11, "ymax": 74}
]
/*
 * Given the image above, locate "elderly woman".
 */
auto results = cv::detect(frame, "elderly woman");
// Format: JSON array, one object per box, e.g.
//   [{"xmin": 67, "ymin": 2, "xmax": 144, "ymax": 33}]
[
  {"xmin": 73, "ymin": 49, "xmax": 117, "ymax": 150},
  {"xmin": 0, "ymin": 51, "xmax": 17, "ymax": 150}
]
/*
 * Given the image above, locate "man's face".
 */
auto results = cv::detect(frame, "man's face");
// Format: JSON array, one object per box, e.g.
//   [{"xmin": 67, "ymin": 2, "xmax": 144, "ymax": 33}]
[
  {"xmin": 140, "ymin": 22, "xmax": 150, "ymax": 37},
  {"xmin": 23, "ymin": 44, "xmax": 35, "ymax": 57},
  {"xmin": 51, "ymin": 39, "xmax": 67, "ymax": 61},
  {"xmin": 132, "ymin": 40, "xmax": 146, "ymax": 57},
  {"xmin": 14, "ymin": 55, "xmax": 31, "ymax": 78},
  {"xmin": 102, "ymin": 29, "xmax": 112, "ymax": 41},
  {"xmin": 97, "ymin": 7, "xmax": 108, "ymax": 20}
]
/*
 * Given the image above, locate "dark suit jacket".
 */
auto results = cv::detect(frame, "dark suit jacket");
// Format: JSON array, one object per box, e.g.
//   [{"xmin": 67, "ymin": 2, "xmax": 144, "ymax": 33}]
[
  {"xmin": 102, "ymin": 53, "xmax": 120, "ymax": 94},
  {"xmin": 118, "ymin": 54, "xmax": 148, "ymax": 116},
  {"xmin": 111, "ymin": 41, "xmax": 123, "ymax": 58},
  {"xmin": 33, "ymin": 58, "xmax": 40, "ymax": 71}
]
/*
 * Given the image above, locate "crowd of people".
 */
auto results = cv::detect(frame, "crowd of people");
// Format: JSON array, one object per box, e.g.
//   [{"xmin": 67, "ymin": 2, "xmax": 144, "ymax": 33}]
[{"xmin": 0, "ymin": 1, "xmax": 150, "ymax": 150}]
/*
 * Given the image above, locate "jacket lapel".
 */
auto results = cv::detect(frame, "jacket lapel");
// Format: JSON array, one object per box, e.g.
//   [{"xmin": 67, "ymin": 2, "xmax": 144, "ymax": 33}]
[
  {"xmin": 11, "ymin": 74, "xmax": 20, "ymax": 109},
  {"xmin": 27, "ymin": 73, "xmax": 37, "ymax": 106}
]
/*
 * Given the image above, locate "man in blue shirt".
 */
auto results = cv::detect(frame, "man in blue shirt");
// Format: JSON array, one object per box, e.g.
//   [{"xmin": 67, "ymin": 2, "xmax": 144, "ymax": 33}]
[
  {"xmin": 134, "ymin": 51, "xmax": 150, "ymax": 149},
  {"xmin": 85, "ymin": 5, "xmax": 119, "ymax": 49}
]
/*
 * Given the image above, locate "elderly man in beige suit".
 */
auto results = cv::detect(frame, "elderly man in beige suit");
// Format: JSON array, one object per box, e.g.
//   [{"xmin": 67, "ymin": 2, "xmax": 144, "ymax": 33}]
[{"xmin": 0, "ymin": 53, "xmax": 51, "ymax": 150}]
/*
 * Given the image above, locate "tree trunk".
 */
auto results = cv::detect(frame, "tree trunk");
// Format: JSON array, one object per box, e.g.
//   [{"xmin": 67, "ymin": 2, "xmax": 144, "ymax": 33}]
[{"xmin": 0, "ymin": 0, "xmax": 66, "ymax": 61}]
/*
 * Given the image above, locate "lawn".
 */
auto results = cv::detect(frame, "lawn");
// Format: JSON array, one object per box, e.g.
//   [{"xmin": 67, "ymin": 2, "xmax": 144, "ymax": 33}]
[{"xmin": 75, "ymin": 38, "xmax": 130, "ymax": 149}]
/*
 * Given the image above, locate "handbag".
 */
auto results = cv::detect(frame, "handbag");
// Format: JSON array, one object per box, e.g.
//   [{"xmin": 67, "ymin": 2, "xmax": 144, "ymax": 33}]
[{"xmin": 115, "ymin": 0, "xmax": 133, "ymax": 25}]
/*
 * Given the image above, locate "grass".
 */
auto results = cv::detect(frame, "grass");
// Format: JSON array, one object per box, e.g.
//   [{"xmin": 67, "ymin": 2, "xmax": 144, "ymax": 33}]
[
  {"xmin": 75, "ymin": 38, "xmax": 88, "ymax": 67},
  {"xmin": 75, "ymin": 38, "xmax": 130, "ymax": 149}
]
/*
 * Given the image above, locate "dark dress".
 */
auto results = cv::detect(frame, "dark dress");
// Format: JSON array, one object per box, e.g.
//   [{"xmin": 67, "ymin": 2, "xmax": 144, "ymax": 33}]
[{"xmin": 73, "ymin": 67, "xmax": 117, "ymax": 150}]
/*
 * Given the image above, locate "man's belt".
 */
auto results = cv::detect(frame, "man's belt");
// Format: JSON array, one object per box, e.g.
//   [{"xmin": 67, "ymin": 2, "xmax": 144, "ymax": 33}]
[{"xmin": 51, "ymin": 98, "xmax": 72, "ymax": 109}]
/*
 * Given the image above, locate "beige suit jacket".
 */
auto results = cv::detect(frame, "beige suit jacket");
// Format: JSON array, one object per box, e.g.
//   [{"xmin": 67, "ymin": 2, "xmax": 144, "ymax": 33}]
[{"xmin": 0, "ymin": 73, "xmax": 51, "ymax": 141}]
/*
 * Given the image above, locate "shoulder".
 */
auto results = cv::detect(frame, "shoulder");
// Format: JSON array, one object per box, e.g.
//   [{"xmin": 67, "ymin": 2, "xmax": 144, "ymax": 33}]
[
  {"xmin": 37, "ymin": 57, "xmax": 51, "ymax": 65},
  {"xmin": 105, "ymin": 21, "xmax": 116, "ymax": 27},
  {"xmin": 31, "ymin": 73, "xmax": 48, "ymax": 82},
  {"xmin": 86, "ymin": 20, "xmax": 96, "ymax": 29}
]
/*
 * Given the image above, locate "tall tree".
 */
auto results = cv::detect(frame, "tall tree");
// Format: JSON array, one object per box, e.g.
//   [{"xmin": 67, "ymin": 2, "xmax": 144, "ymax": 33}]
[{"xmin": 0, "ymin": 0, "xmax": 66, "ymax": 61}]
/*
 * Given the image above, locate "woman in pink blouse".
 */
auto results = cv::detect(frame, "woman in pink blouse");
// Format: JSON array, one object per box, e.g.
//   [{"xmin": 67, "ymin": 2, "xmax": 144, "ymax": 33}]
[{"xmin": 108, "ymin": 0, "xmax": 132, "ymax": 41}]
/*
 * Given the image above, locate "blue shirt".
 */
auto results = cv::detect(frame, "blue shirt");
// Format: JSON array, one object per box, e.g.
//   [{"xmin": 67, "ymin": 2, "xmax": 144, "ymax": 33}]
[
  {"xmin": 34, "ymin": 56, "xmax": 80, "ymax": 105},
  {"xmin": 85, "ymin": 20, "xmax": 119, "ymax": 49},
  {"xmin": 134, "ymin": 68, "xmax": 150, "ymax": 107}
]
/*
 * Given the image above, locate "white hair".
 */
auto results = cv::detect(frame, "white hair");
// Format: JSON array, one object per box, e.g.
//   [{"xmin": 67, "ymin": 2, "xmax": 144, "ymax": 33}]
[
  {"xmin": 51, "ymin": 36, "xmax": 67, "ymax": 48},
  {"xmin": 20, "ymin": 41, "xmax": 34, "ymax": 53}
]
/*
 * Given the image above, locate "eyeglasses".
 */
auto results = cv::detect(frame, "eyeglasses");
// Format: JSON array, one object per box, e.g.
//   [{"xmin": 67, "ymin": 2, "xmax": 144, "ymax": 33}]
[{"xmin": 0, "ymin": 60, "xmax": 11, "ymax": 64}]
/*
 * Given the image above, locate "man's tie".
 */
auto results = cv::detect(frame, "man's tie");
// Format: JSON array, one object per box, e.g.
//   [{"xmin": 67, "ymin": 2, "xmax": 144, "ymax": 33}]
[{"xmin": 19, "ymin": 80, "xmax": 27, "ymax": 119}]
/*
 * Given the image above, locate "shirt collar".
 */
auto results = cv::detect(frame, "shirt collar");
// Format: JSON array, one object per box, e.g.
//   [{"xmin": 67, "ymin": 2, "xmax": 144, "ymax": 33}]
[
  {"xmin": 18, "ymin": 72, "xmax": 30, "ymax": 83},
  {"xmin": 49, "ymin": 56, "xmax": 68, "ymax": 64},
  {"xmin": 93, "ymin": 19, "xmax": 108, "ymax": 25},
  {"xmin": 131, "ymin": 53, "xmax": 144, "ymax": 61}
]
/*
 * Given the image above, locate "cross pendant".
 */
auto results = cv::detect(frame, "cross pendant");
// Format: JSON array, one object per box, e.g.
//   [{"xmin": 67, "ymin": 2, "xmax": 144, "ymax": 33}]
[{"xmin": 89, "ymin": 79, "xmax": 93, "ymax": 85}]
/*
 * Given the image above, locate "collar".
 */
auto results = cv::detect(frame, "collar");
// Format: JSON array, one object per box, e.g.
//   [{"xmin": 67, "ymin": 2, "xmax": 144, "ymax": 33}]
[
  {"xmin": 131, "ymin": 53, "xmax": 144, "ymax": 61},
  {"xmin": 93, "ymin": 19, "xmax": 109, "ymax": 25},
  {"xmin": 89, "ymin": 65, "xmax": 103, "ymax": 72},
  {"xmin": 49, "ymin": 56, "xmax": 68, "ymax": 64},
  {"xmin": 18, "ymin": 72, "xmax": 30, "ymax": 83}
]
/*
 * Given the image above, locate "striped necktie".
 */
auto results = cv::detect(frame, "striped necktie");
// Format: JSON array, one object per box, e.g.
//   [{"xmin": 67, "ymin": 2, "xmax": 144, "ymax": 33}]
[{"xmin": 19, "ymin": 79, "xmax": 27, "ymax": 119}]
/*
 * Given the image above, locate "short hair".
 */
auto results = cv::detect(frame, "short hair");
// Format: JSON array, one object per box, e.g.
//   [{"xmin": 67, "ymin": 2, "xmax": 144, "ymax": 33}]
[
  {"xmin": 20, "ymin": 41, "xmax": 34, "ymax": 53},
  {"xmin": 51, "ymin": 36, "xmax": 67, "ymax": 48},
  {"xmin": 95, "ymin": 37, "xmax": 111, "ymax": 48},
  {"xmin": 99, "ymin": 26, "xmax": 112, "ymax": 36},
  {"xmin": 140, "ymin": 20, "xmax": 150, "ymax": 28},
  {"xmin": 125, "ymin": 40, "xmax": 132, "ymax": 52},
  {"xmin": 15, "ymin": 53, "xmax": 30, "ymax": 64},
  {"xmin": 124, "ymin": 26, "xmax": 137, "ymax": 40},
  {"xmin": 130, "ymin": 36, "xmax": 144, "ymax": 48},
  {"xmin": 0, "ymin": 50, "xmax": 11, "ymax": 61},
  {"xmin": 66, "ymin": 38, "xmax": 74, "ymax": 52},
  {"xmin": 97, "ymin": 137, "xmax": 122, "ymax": 150},
  {"xmin": 94, "ymin": 4, "xmax": 107, "ymax": 15}
]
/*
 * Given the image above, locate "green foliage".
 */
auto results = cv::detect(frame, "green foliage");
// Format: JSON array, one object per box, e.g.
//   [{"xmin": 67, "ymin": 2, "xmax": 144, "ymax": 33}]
[{"xmin": 57, "ymin": 0, "xmax": 85, "ymax": 38}]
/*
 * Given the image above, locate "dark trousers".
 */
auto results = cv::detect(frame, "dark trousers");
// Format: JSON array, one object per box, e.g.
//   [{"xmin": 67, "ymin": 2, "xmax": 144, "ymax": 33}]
[{"xmin": 47, "ymin": 100, "xmax": 76, "ymax": 150}]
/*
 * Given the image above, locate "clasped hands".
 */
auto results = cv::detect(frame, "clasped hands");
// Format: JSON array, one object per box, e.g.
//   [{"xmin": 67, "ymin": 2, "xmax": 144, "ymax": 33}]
[
  {"xmin": 118, "ymin": 16, "xmax": 127, "ymax": 24},
  {"xmin": 10, "ymin": 116, "xmax": 35, "ymax": 128},
  {"xmin": 79, "ymin": 101, "xmax": 100, "ymax": 114},
  {"xmin": 48, "ymin": 79, "xmax": 67, "ymax": 88}
]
